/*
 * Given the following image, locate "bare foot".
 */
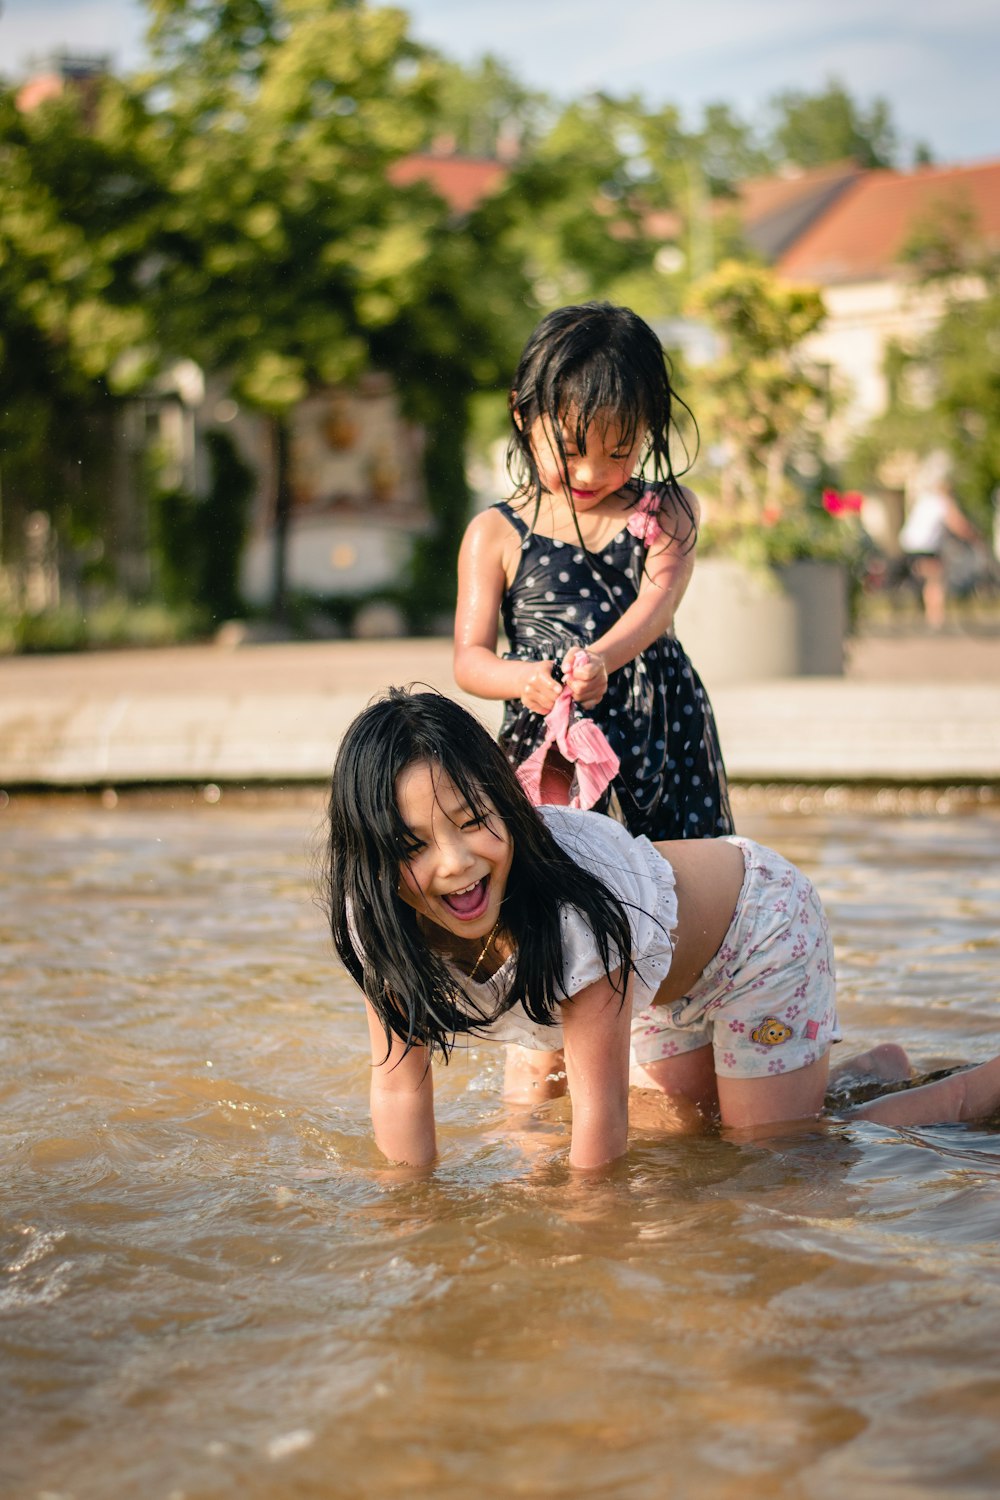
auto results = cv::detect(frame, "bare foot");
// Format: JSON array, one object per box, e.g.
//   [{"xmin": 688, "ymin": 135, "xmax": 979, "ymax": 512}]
[{"xmin": 830, "ymin": 1043, "xmax": 912, "ymax": 1088}]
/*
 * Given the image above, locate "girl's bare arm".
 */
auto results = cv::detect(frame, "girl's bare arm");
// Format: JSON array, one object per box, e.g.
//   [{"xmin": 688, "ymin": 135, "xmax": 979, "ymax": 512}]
[
  {"xmin": 559, "ymin": 971, "xmax": 633, "ymax": 1168},
  {"xmin": 585, "ymin": 486, "xmax": 700, "ymax": 678},
  {"xmin": 454, "ymin": 510, "xmax": 561, "ymax": 713},
  {"xmin": 366, "ymin": 1002, "xmax": 437, "ymax": 1166}
]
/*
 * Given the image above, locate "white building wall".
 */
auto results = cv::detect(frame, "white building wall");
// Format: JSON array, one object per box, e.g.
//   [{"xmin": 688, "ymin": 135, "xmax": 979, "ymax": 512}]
[
  {"xmin": 798, "ymin": 275, "xmax": 982, "ymax": 458},
  {"xmin": 240, "ymin": 516, "xmax": 418, "ymax": 604}
]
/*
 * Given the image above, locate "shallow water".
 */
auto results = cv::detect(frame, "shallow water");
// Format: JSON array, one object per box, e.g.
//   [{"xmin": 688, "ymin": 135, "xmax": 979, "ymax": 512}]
[{"xmin": 2, "ymin": 791, "xmax": 999, "ymax": 1500}]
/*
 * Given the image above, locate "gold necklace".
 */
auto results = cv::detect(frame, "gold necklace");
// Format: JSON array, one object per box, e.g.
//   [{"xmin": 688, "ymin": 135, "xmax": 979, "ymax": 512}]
[{"xmin": 467, "ymin": 917, "xmax": 502, "ymax": 983}]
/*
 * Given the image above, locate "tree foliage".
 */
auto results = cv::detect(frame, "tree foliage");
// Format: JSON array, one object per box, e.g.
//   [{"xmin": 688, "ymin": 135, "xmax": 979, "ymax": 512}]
[
  {"xmin": 768, "ymin": 78, "xmax": 898, "ymax": 169},
  {"xmin": 1, "ymin": 13, "xmax": 912, "ymax": 632},
  {"xmin": 687, "ymin": 261, "xmax": 828, "ymax": 521},
  {"xmin": 849, "ymin": 230, "xmax": 1000, "ymax": 530},
  {"xmin": 140, "ymin": 0, "xmax": 536, "ymax": 616},
  {"xmin": 430, "ymin": 54, "xmax": 549, "ymax": 158},
  {"xmin": 688, "ymin": 102, "xmax": 771, "ymax": 196},
  {"xmin": 0, "ymin": 78, "xmax": 165, "ymax": 585}
]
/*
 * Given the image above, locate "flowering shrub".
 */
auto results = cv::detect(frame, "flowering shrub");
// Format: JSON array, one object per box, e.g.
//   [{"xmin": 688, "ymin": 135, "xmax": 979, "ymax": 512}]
[
  {"xmin": 685, "ymin": 264, "xmax": 870, "ymax": 573},
  {"xmin": 822, "ymin": 488, "xmax": 864, "ymax": 516},
  {"xmin": 701, "ymin": 507, "xmax": 869, "ymax": 570}
]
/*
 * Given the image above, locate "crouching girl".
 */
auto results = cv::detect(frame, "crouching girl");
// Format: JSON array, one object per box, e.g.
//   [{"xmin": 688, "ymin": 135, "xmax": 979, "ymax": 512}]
[{"xmin": 325, "ymin": 689, "xmax": 1000, "ymax": 1168}]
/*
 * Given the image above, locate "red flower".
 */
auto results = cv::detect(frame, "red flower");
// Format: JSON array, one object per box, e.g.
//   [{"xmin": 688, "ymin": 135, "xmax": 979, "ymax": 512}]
[{"xmin": 823, "ymin": 488, "xmax": 864, "ymax": 516}]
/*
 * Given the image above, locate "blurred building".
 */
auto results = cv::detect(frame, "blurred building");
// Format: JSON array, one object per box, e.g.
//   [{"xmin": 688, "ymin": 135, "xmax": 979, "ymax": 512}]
[
  {"xmin": 387, "ymin": 151, "xmax": 508, "ymax": 215},
  {"xmin": 769, "ymin": 159, "xmax": 1000, "ymax": 453},
  {"xmin": 736, "ymin": 162, "xmax": 865, "ymax": 262},
  {"xmin": 237, "ymin": 375, "xmax": 430, "ymax": 609},
  {"xmin": 238, "ymin": 154, "xmax": 506, "ymax": 606}
]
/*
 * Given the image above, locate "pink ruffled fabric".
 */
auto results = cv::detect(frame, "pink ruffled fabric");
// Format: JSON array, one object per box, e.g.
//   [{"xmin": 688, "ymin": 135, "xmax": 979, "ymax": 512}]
[
  {"xmin": 515, "ymin": 687, "xmax": 620, "ymax": 811},
  {"xmin": 625, "ymin": 489, "xmax": 664, "ymax": 546}
]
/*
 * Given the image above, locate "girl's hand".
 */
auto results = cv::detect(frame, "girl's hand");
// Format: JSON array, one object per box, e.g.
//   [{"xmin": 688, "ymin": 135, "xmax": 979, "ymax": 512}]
[
  {"xmin": 521, "ymin": 660, "xmax": 562, "ymax": 715},
  {"xmin": 563, "ymin": 648, "xmax": 608, "ymax": 709}
]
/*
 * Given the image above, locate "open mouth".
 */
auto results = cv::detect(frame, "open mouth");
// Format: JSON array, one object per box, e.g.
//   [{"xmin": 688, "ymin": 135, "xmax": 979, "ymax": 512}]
[{"xmin": 441, "ymin": 876, "xmax": 489, "ymax": 921}]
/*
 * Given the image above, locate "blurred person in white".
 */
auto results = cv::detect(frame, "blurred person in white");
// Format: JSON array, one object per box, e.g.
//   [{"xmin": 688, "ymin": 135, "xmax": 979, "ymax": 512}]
[{"xmin": 899, "ymin": 453, "xmax": 982, "ymax": 628}]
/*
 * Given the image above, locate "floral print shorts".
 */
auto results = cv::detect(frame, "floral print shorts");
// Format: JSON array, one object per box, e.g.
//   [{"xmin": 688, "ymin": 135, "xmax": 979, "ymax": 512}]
[{"xmin": 629, "ymin": 837, "xmax": 840, "ymax": 1078}]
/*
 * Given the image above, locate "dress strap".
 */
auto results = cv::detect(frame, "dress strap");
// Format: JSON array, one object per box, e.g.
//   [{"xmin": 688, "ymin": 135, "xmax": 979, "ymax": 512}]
[{"xmin": 494, "ymin": 500, "xmax": 530, "ymax": 540}]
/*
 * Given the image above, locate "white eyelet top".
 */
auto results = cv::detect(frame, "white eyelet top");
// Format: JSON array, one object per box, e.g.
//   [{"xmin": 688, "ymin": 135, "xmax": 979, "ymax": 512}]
[{"xmin": 448, "ymin": 805, "xmax": 678, "ymax": 1051}]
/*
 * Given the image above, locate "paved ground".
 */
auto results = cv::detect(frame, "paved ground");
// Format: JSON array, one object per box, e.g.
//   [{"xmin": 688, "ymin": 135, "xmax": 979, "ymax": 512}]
[{"xmin": 1, "ymin": 626, "xmax": 998, "ymax": 788}]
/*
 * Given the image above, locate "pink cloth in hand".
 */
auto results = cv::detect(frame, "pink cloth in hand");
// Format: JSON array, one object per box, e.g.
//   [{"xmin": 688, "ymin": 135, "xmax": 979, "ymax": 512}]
[{"xmin": 515, "ymin": 687, "xmax": 620, "ymax": 810}]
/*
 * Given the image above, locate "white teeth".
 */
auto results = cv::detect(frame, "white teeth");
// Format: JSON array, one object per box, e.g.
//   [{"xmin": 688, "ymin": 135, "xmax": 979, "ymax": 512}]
[{"xmin": 449, "ymin": 878, "xmax": 482, "ymax": 896}]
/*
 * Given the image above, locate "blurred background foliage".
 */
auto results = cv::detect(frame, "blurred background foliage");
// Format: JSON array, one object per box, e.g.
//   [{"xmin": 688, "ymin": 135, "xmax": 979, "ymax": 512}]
[{"xmin": 1, "ymin": 0, "xmax": 996, "ymax": 646}]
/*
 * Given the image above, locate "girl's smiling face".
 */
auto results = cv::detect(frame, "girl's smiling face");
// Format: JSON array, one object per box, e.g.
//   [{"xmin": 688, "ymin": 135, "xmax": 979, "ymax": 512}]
[
  {"xmin": 395, "ymin": 759, "xmax": 512, "ymax": 947},
  {"xmin": 527, "ymin": 406, "xmax": 645, "ymax": 511}
]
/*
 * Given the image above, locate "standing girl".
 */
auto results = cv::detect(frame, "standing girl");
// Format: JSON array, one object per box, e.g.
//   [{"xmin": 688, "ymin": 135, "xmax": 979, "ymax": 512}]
[
  {"xmin": 454, "ymin": 300, "xmax": 732, "ymax": 840},
  {"xmin": 326, "ymin": 689, "xmax": 1000, "ymax": 1171}
]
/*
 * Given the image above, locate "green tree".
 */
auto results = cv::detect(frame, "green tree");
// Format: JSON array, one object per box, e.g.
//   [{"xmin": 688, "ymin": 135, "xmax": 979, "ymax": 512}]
[
  {"xmin": 850, "ymin": 226, "xmax": 1000, "ymax": 532},
  {"xmin": 768, "ymin": 78, "xmax": 898, "ymax": 169},
  {"xmin": 688, "ymin": 101, "xmax": 770, "ymax": 196},
  {"xmin": 430, "ymin": 54, "xmax": 549, "ymax": 158},
  {"xmin": 0, "ymin": 78, "xmax": 164, "ymax": 592},
  {"xmin": 487, "ymin": 93, "xmax": 766, "ymax": 325},
  {"xmin": 930, "ymin": 282, "xmax": 1000, "ymax": 526},
  {"xmin": 147, "ymin": 426, "xmax": 255, "ymax": 618},
  {"xmin": 687, "ymin": 261, "xmax": 828, "ymax": 525},
  {"xmin": 142, "ymin": 0, "xmax": 526, "ymax": 620},
  {"xmin": 492, "ymin": 92, "xmax": 663, "ymax": 312}
]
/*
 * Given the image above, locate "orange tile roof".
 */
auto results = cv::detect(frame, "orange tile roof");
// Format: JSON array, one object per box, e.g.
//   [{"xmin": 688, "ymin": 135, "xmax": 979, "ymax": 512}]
[
  {"xmin": 738, "ymin": 161, "xmax": 862, "ymax": 224},
  {"xmin": 776, "ymin": 158, "xmax": 1000, "ymax": 284},
  {"xmin": 736, "ymin": 161, "xmax": 864, "ymax": 260},
  {"xmin": 16, "ymin": 73, "xmax": 66, "ymax": 111},
  {"xmin": 388, "ymin": 154, "xmax": 508, "ymax": 215},
  {"xmin": 643, "ymin": 163, "xmax": 862, "ymax": 259}
]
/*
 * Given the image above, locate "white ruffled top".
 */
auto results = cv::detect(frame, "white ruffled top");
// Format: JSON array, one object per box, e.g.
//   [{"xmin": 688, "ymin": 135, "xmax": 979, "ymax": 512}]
[{"xmin": 448, "ymin": 805, "xmax": 678, "ymax": 1050}]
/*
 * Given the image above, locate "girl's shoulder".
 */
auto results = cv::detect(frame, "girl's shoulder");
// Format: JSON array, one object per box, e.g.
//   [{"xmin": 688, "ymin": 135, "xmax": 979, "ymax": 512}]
[
  {"xmin": 538, "ymin": 805, "xmax": 657, "ymax": 886},
  {"xmin": 459, "ymin": 502, "xmax": 526, "ymax": 588},
  {"xmin": 464, "ymin": 500, "xmax": 530, "ymax": 536},
  {"xmin": 539, "ymin": 803, "xmax": 627, "ymax": 852},
  {"xmin": 461, "ymin": 501, "xmax": 523, "ymax": 552},
  {"xmin": 640, "ymin": 478, "xmax": 700, "ymax": 525}
]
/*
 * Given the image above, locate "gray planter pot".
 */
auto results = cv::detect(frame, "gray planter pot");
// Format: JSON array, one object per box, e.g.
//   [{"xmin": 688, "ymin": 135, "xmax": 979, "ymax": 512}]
[{"xmin": 676, "ymin": 557, "xmax": 848, "ymax": 685}]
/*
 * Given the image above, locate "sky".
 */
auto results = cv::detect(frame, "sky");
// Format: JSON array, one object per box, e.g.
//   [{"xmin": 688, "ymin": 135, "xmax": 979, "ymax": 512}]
[{"xmin": 3, "ymin": 0, "xmax": 998, "ymax": 165}]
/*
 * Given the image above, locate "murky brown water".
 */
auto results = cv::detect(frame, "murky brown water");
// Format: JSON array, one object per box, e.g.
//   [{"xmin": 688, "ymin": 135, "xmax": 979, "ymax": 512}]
[{"xmin": 2, "ymin": 790, "xmax": 999, "ymax": 1500}]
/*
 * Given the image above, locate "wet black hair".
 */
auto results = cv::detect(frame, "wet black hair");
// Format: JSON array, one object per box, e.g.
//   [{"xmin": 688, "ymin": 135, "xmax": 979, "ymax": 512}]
[
  {"xmin": 326, "ymin": 687, "xmax": 634, "ymax": 1060},
  {"xmin": 507, "ymin": 300, "xmax": 698, "ymax": 550}
]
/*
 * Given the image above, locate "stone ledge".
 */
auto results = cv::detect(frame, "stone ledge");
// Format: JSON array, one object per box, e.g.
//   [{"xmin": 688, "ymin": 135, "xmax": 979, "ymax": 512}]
[{"xmin": 1, "ymin": 680, "xmax": 997, "ymax": 787}]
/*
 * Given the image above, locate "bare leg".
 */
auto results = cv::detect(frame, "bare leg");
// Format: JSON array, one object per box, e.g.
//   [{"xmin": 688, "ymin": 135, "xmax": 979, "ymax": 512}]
[
  {"xmin": 914, "ymin": 556, "xmax": 947, "ymax": 629},
  {"xmin": 717, "ymin": 1052, "xmax": 831, "ymax": 1130},
  {"xmin": 848, "ymin": 1056, "xmax": 1000, "ymax": 1127},
  {"xmin": 503, "ymin": 1045, "xmax": 567, "ymax": 1104},
  {"xmin": 630, "ymin": 1046, "xmax": 720, "ymax": 1131}
]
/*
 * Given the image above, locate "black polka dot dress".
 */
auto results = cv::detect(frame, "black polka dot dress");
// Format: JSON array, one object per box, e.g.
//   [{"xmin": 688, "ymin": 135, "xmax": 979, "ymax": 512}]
[{"xmin": 495, "ymin": 495, "xmax": 734, "ymax": 840}]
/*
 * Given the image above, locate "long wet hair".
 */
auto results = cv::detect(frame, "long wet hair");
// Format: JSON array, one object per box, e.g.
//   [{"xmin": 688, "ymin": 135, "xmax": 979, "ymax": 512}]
[
  {"xmin": 326, "ymin": 687, "xmax": 634, "ymax": 1060},
  {"xmin": 507, "ymin": 300, "xmax": 698, "ymax": 551}
]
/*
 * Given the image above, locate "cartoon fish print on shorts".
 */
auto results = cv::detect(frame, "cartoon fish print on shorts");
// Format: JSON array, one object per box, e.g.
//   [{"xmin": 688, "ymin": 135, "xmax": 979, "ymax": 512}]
[{"xmin": 750, "ymin": 1016, "xmax": 794, "ymax": 1047}]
